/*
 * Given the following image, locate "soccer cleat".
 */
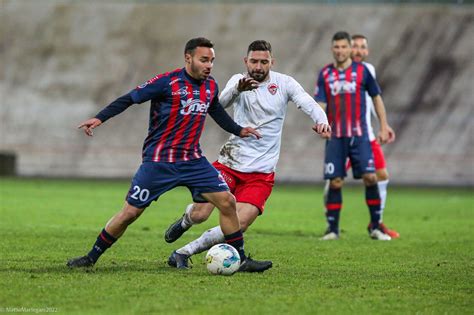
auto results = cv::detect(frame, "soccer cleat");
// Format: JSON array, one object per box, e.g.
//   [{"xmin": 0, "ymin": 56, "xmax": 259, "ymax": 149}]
[
  {"xmin": 237, "ymin": 257, "xmax": 273, "ymax": 273},
  {"xmin": 379, "ymin": 223, "xmax": 400, "ymax": 239},
  {"xmin": 167, "ymin": 251, "xmax": 191, "ymax": 269},
  {"xmin": 369, "ymin": 228, "xmax": 392, "ymax": 241},
  {"xmin": 368, "ymin": 222, "xmax": 400, "ymax": 239},
  {"xmin": 320, "ymin": 229, "xmax": 339, "ymax": 240},
  {"xmin": 164, "ymin": 215, "xmax": 190, "ymax": 243},
  {"xmin": 66, "ymin": 255, "xmax": 95, "ymax": 268}
]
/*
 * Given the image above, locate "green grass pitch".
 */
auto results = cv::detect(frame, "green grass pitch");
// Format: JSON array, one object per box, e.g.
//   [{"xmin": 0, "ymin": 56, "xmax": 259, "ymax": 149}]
[{"xmin": 0, "ymin": 178, "xmax": 473, "ymax": 314}]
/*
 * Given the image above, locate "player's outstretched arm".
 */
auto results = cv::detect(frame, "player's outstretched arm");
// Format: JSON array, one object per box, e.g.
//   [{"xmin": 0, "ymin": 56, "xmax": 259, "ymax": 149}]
[
  {"xmin": 78, "ymin": 93, "xmax": 135, "ymax": 137},
  {"xmin": 78, "ymin": 118, "xmax": 102, "ymax": 137}
]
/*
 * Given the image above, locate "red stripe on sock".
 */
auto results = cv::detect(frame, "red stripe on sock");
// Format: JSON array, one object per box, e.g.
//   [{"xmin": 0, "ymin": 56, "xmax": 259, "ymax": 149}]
[
  {"xmin": 326, "ymin": 203, "xmax": 341, "ymax": 210},
  {"xmin": 226, "ymin": 236, "xmax": 243, "ymax": 243},
  {"xmin": 366, "ymin": 199, "xmax": 381, "ymax": 206},
  {"xmin": 100, "ymin": 233, "xmax": 113, "ymax": 245}
]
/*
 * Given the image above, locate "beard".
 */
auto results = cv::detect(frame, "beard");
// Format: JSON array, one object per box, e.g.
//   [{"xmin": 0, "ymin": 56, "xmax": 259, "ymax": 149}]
[
  {"xmin": 190, "ymin": 61, "xmax": 209, "ymax": 80},
  {"xmin": 249, "ymin": 69, "xmax": 268, "ymax": 82}
]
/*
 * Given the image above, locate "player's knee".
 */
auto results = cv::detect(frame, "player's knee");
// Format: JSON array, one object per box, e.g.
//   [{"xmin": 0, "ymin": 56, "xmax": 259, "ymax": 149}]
[
  {"xmin": 329, "ymin": 178, "xmax": 344, "ymax": 189},
  {"xmin": 363, "ymin": 174, "xmax": 378, "ymax": 186},
  {"xmin": 216, "ymin": 193, "xmax": 236, "ymax": 214}
]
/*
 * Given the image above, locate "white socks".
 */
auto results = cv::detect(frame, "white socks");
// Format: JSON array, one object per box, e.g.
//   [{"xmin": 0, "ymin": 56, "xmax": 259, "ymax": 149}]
[
  {"xmin": 176, "ymin": 226, "xmax": 224, "ymax": 256},
  {"xmin": 181, "ymin": 204, "xmax": 195, "ymax": 229},
  {"xmin": 378, "ymin": 179, "xmax": 389, "ymax": 221}
]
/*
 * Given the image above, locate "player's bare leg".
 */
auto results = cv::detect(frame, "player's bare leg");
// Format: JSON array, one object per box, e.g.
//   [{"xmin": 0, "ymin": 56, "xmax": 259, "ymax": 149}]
[
  {"xmin": 67, "ymin": 202, "xmax": 145, "ymax": 268},
  {"xmin": 164, "ymin": 202, "xmax": 214, "ymax": 243}
]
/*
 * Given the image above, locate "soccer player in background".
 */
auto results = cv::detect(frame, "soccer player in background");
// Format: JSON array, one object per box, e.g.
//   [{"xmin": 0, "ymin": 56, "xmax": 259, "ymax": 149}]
[
  {"xmin": 165, "ymin": 40, "xmax": 331, "ymax": 269},
  {"xmin": 315, "ymin": 31, "xmax": 392, "ymax": 241},
  {"xmin": 67, "ymin": 37, "xmax": 272, "ymax": 272},
  {"xmin": 350, "ymin": 34, "xmax": 399, "ymax": 238}
]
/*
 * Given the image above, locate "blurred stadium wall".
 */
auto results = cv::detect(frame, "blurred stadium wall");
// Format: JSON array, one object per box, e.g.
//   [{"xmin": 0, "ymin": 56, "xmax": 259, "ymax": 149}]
[{"xmin": 0, "ymin": 1, "xmax": 473, "ymax": 186}]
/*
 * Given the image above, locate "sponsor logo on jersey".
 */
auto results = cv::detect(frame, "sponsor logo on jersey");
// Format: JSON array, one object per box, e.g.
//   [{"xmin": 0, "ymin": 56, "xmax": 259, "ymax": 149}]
[
  {"xmin": 180, "ymin": 99, "xmax": 209, "ymax": 116},
  {"xmin": 329, "ymin": 80, "xmax": 356, "ymax": 96},
  {"xmin": 172, "ymin": 86, "xmax": 189, "ymax": 96},
  {"xmin": 268, "ymin": 83, "xmax": 278, "ymax": 95}
]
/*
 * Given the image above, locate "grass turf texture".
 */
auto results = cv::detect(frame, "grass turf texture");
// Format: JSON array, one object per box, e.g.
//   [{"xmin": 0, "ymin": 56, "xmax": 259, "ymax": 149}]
[{"xmin": 0, "ymin": 178, "xmax": 473, "ymax": 314}]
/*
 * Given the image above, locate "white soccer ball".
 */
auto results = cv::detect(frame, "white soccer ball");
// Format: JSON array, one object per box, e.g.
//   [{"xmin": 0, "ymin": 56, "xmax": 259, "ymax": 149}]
[{"xmin": 205, "ymin": 243, "xmax": 241, "ymax": 276}]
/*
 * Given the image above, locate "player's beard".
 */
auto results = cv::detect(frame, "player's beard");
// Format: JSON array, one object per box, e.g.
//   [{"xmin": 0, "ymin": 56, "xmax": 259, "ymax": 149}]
[
  {"xmin": 249, "ymin": 69, "xmax": 268, "ymax": 82},
  {"xmin": 190, "ymin": 61, "xmax": 210, "ymax": 80}
]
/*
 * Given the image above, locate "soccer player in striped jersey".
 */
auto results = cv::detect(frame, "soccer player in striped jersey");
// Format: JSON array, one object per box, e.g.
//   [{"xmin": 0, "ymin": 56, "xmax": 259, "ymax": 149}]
[
  {"xmin": 350, "ymin": 34, "xmax": 399, "ymax": 238},
  {"xmin": 315, "ymin": 31, "xmax": 392, "ymax": 241},
  {"xmin": 164, "ymin": 40, "xmax": 331, "ymax": 269},
  {"xmin": 67, "ymin": 37, "xmax": 272, "ymax": 272}
]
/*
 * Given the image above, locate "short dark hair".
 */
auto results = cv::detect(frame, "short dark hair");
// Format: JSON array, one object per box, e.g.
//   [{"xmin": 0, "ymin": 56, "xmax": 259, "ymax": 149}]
[
  {"xmin": 247, "ymin": 40, "xmax": 272, "ymax": 55},
  {"xmin": 332, "ymin": 31, "xmax": 351, "ymax": 43},
  {"xmin": 352, "ymin": 34, "xmax": 368, "ymax": 43},
  {"xmin": 184, "ymin": 37, "xmax": 214, "ymax": 55}
]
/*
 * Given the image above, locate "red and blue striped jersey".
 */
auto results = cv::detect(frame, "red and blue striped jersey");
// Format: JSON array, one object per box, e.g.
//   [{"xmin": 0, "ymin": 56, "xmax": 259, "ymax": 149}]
[
  {"xmin": 130, "ymin": 68, "xmax": 219, "ymax": 163},
  {"xmin": 314, "ymin": 62, "xmax": 381, "ymax": 138}
]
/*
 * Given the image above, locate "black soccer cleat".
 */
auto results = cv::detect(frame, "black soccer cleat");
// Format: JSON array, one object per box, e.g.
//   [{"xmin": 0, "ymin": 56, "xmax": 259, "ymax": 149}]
[
  {"xmin": 237, "ymin": 257, "xmax": 273, "ymax": 273},
  {"xmin": 167, "ymin": 251, "xmax": 191, "ymax": 269},
  {"xmin": 164, "ymin": 216, "xmax": 190, "ymax": 243},
  {"xmin": 67, "ymin": 255, "xmax": 95, "ymax": 268}
]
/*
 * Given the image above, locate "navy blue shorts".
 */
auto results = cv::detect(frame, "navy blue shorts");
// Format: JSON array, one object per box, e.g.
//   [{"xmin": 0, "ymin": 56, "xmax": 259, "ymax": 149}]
[
  {"xmin": 126, "ymin": 157, "xmax": 229, "ymax": 208},
  {"xmin": 324, "ymin": 136, "xmax": 375, "ymax": 180}
]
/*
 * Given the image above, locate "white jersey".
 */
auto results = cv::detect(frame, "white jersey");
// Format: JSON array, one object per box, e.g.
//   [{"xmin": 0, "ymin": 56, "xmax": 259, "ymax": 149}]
[
  {"xmin": 217, "ymin": 70, "xmax": 328, "ymax": 173},
  {"xmin": 364, "ymin": 62, "xmax": 377, "ymax": 141}
]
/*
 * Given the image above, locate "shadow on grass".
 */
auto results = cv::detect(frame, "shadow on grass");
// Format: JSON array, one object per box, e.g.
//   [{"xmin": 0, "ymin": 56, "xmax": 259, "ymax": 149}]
[{"xmin": 0, "ymin": 259, "xmax": 213, "ymax": 277}]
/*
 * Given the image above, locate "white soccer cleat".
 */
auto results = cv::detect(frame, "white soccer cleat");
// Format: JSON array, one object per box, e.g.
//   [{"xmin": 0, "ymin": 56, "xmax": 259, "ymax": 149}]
[
  {"xmin": 321, "ymin": 231, "xmax": 339, "ymax": 240},
  {"xmin": 370, "ymin": 229, "xmax": 392, "ymax": 241}
]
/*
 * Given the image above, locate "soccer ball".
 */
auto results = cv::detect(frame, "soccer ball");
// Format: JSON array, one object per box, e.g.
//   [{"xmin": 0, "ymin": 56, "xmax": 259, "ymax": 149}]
[{"xmin": 205, "ymin": 243, "xmax": 241, "ymax": 276}]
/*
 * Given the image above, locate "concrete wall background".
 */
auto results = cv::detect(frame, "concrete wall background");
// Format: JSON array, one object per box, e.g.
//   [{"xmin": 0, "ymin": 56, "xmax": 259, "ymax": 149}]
[{"xmin": 1, "ymin": 1, "xmax": 473, "ymax": 185}]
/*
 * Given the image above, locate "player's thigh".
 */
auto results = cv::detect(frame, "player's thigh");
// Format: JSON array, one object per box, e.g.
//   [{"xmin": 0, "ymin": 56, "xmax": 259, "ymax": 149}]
[
  {"xmin": 234, "ymin": 172, "xmax": 275, "ymax": 214},
  {"xmin": 126, "ymin": 162, "xmax": 178, "ymax": 208},
  {"xmin": 180, "ymin": 158, "xmax": 230, "ymax": 203},
  {"xmin": 370, "ymin": 140, "xmax": 387, "ymax": 170},
  {"xmin": 324, "ymin": 138, "xmax": 348, "ymax": 179},
  {"xmin": 212, "ymin": 161, "xmax": 238, "ymax": 193},
  {"xmin": 200, "ymin": 190, "xmax": 236, "ymax": 212},
  {"xmin": 349, "ymin": 137, "xmax": 375, "ymax": 179}
]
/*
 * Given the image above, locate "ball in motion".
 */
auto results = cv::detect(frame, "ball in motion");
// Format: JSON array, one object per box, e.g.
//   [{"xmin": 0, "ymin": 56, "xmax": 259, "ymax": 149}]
[{"xmin": 206, "ymin": 243, "xmax": 241, "ymax": 276}]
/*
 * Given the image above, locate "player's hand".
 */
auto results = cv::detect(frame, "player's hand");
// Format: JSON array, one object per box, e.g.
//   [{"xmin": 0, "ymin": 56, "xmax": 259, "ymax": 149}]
[
  {"xmin": 386, "ymin": 125, "xmax": 396, "ymax": 143},
  {"xmin": 312, "ymin": 123, "xmax": 331, "ymax": 139},
  {"xmin": 237, "ymin": 77, "xmax": 259, "ymax": 92},
  {"xmin": 377, "ymin": 128, "xmax": 390, "ymax": 144},
  {"xmin": 78, "ymin": 118, "xmax": 102, "ymax": 137},
  {"xmin": 239, "ymin": 127, "xmax": 261, "ymax": 139}
]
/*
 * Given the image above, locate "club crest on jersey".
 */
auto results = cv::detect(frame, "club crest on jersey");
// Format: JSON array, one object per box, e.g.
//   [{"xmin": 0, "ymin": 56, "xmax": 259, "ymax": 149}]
[
  {"xmin": 180, "ymin": 99, "xmax": 209, "ymax": 116},
  {"xmin": 268, "ymin": 83, "xmax": 278, "ymax": 95}
]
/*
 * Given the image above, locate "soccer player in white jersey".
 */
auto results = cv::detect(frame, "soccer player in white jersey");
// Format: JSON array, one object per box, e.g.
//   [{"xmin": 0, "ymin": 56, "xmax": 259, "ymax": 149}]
[
  {"xmin": 165, "ymin": 40, "xmax": 331, "ymax": 270},
  {"xmin": 351, "ymin": 34, "xmax": 399, "ymax": 238}
]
